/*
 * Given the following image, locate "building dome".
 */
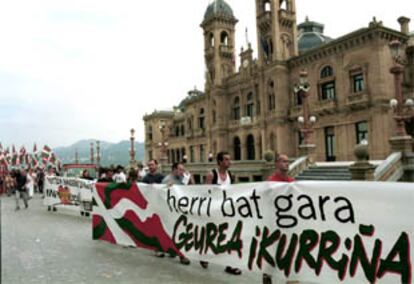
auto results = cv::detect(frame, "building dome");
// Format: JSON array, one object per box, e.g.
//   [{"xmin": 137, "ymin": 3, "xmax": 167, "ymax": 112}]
[
  {"xmin": 298, "ymin": 17, "xmax": 332, "ymax": 53},
  {"xmin": 203, "ymin": 0, "xmax": 235, "ymax": 23}
]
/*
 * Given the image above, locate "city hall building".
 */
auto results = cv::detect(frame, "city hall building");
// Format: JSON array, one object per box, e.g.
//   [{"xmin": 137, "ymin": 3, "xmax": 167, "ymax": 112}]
[{"xmin": 143, "ymin": 0, "xmax": 414, "ymax": 173}]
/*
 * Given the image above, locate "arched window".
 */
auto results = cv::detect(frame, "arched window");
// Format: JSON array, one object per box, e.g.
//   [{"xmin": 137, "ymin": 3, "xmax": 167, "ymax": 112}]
[
  {"xmin": 267, "ymin": 80, "xmax": 275, "ymax": 111},
  {"xmin": 209, "ymin": 33, "xmax": 215, "ymax": 47},
  {"xmin": 246, "ymin": 135, "xmax": 255, "ymax": 160},
  {"xmin": 319, "ymin": 65, "xmax": 336, "ymax": 100},
  {"xmin": 234, "ymin": 137, "xmax": 241, "ymax": 161},
  {"xmin": 279, "ymin": 0, "xmax": 287, "ymax": 10},
  {"xmin": 320, "ymin": 66, "xmax": 334, "ymax": 78},
  {"xmin": 220, "ymin": 31, "xmax": 229, "ymax": 46},
  {"xmin": 233, "ymin": 97, "xmax": 240, "ymax": 120},
  {"xmin": 263, "ymin": 0, "xmax": 271, "ymax": 12},
  {"xmin": 175, "ymin": 149, "xmax": 180, "ymax": 164},
  {"xmin": 199, "ymin": 108, "xmax": 205, "ymax": 129},
  {"xmin": 246, "ymin": 93, "xmax": 254, "ymax": 118}
]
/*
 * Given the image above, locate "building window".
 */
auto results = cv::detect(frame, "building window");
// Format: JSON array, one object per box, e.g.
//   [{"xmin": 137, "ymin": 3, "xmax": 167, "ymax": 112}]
[
  {"xmin": 220, "ymin": 31, "xmax": 229, "ymax": 46},
  {"xmin": 352, "ymin": 73, "xmax": 364, "ymax": 93},
  {"xmin": 246, "ymin": 93, "xmax": 254, "ymax": 118},
  {"xmin": 190, "ymin": 146, "xmax": 194, "ymax": 163},
  {"xmin": 298, "ymin": 131, "xmax": 304, "ymax": 146},
  {"xmin": 233, "ymin": 137, "xmax": 241, "ymax": 161},
  {"xmin": 321, "ymin": 82, "xmax": 336, "ymax": 100},
  {"xmin": 356, "ymin": 121, "xmax": 368, "ymax": 144},
  {"xmin": 320, "ymin": 66, "xmax": 333, "ymax": 78},
  {"xmin": 175, "ymin": 126, "xmax": 180, "ymax": 137},
  {"xmin": 246, "ymin": 134, "xmax": 255, "ymax": 160},
  {"xmin": 233, "ymin": 97, "xmax": 240, "ymax": 120},
  {"xmin": 324, "ymin": 127, "xmax": 336, "ymax": 162},
  {"xmin": 212, "ymin": 111, "xmax": 216, "ymax": 125},
  {"xmin": 199, "ymin": 108, "xmax": 205, "ymax": 129},
  {"xmin": 200, "ymin": 145, "xmax": 205, "ymax": 162},
  {"xmin": 319, "ymin": 65, "xmax": 336, "ymax": 100},
  {"xmin": 181, "ymin": 125, "xmax": 185, "ymax": 136},
  {"xmin": 268, "ymin": 80, "xmax": 275, "ymax": 111},
  {"xmin": 147, "ymin": 126, "xmax": 153, "ymax": 141}
]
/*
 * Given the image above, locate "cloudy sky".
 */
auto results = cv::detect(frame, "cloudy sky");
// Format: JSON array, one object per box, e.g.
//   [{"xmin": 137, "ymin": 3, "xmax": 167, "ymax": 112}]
[{"xmin": 0, "ymin": 0, "xmax": 413, "ymax": 148}]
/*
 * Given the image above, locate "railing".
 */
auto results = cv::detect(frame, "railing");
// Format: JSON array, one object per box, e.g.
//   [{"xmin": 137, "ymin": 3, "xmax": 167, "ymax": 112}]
[
  {"xmin": 289, "ymin": 156, "xmax": 310, "ymax": 178},
  {"xmin": 374, "ymin": 152, "xmax": 403, "ymax": 181}
]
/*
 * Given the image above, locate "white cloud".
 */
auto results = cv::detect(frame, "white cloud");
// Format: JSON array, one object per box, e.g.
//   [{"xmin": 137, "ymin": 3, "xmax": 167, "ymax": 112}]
[{"xmin": 0, "ymin": 0, "xmax": 412, "ymax": 148}]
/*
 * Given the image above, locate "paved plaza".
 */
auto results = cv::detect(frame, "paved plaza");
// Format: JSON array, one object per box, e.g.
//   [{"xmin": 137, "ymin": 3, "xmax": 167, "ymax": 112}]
[{"xmin": 1, "ymin": 194, "xmax": 261, "ymax": 284}]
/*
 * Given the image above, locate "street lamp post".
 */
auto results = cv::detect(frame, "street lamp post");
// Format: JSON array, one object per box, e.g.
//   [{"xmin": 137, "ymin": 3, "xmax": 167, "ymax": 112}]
[
  {"xmin": 75, "ymin": 148, "xmax": 79, "ymax": 164},
  {"xmin": 130, "ymin": 129, "xmax": 137, "ymax": 168},
  {"xmin": 388, "ymin": 40, "xmax": 414, "ymax": 153},
  {"xmin": 294, "ymin": 70, "xmax": 317, "ymax": 160},
  {"xmin": 90, "ymin": 142, "xmax": 94, "ymax": 164},
  {"xmin": 158, "ymin": 121, "xmax": 168, "ymax": 168},
  {"xmin": 96, "ymin": 140, "xmax": 101, "ymax": 167}
]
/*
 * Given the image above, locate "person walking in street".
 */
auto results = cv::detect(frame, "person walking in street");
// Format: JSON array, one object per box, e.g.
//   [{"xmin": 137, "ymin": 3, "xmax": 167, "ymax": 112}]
[
  {"xmin": 201, "ymin": 151, "xmax": 241, "ymax": 276},
  {"xmin": 263, "ymin": 153, "xmax": 295, "ymax": 284},
  {"xmin": 15, "ymin": 169, "xmax": 29, "ymax": 210}
]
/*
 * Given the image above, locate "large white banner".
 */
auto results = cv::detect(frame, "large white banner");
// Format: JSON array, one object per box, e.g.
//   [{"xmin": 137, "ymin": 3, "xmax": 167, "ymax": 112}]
[
  {"xmin": 44, "ymin": 176, "xmax": 94, "ymax": 212},
  {"xmin": 93, "ymin": 181, "xmax": 414, "ymax": 283}
]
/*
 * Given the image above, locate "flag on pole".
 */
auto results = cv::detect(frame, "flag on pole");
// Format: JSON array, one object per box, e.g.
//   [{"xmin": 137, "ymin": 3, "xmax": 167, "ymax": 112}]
[
  {"xmin": 19, "ymin": 146, "xmax": 27, "ymax": 164},
  {"xmin": 11, "ymin": 145, "xmax": 18, "ymax": 166},
  {"xmin": 42, "ymin": 145, "xmax": 52, "ymax": 163}
]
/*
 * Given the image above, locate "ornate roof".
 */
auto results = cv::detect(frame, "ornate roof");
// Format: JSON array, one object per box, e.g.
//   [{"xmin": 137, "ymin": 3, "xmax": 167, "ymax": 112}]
[
  {"xmin": 298, "ymin": 17, "xmax": 332, "ymax": 53},
  {"xmin": 203, "ymin": 0, "xmax": 235, "ymax": 23}
]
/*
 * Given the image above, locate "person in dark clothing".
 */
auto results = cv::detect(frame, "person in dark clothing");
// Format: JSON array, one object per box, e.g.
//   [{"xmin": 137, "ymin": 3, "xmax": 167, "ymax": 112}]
[
  {"xmin": 141, "ymin": 159, "xmax": 165, "ymax": 259},
  {"xmin": 141, "ymin": 160, "xmax": 164, "ymax": 184},
  {"xmin": 15, "ymin": 169, "xmax": 29, "ymax": 210}
]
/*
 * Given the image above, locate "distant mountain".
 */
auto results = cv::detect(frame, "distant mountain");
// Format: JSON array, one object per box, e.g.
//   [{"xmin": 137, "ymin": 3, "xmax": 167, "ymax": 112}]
[{"xmin": 53, "ymin": 139, "xmax": 145, "ymax": 167}]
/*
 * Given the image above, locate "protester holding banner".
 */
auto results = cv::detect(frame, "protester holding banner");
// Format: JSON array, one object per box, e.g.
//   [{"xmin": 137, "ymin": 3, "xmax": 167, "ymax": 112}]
[
  {"xmin": 267, "ymin": 154, "xmax": 295, "ymax": 182},
  {"xmin": 201, "ymin": 151, "xmax": 241, "ymax": 276},
  {"xmin": 161, "ymin": 162, "xmax": 191, "ymax": 265},
  {"xmin": 141, "ymin": 159, "xmax": 164, "ymax": 184},
  {"xmin": 264, "ymin": 153, "xmax": 295, "ymax": 284}
]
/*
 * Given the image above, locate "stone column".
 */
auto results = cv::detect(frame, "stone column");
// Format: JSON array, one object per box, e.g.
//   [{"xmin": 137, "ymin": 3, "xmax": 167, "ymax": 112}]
[{"xmin": 349, "ymin": 143, "xmax": 375, "ymax": 181}]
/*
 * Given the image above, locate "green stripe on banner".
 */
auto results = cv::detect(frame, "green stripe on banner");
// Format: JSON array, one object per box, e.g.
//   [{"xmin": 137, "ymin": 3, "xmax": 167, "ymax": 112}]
[
  {"xmin": 93, "ymin": 219, "xmax": 108, "ymax": 240},
  {"xmin": 104, "ymin": 182, "xmax": 132, "ymax": 209},
  {"xmin": 115, "ymin": 217, "xmax": 176, "ymax": 255}
]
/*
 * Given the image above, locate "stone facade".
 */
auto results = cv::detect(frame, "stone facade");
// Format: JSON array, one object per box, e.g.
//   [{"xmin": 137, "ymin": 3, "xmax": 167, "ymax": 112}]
[{"xmin": 143, "ymin": 0, "xmax": 414, "ymax": 170}]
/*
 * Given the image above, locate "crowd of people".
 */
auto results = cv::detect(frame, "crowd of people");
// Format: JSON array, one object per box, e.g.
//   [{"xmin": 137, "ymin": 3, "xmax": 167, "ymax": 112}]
[
  {"xmin": 0, "ymin": 152, "xmax": 293, "ymax": 283},
  {"xmin": 0, "ymin": 166, "xmax": 57, "ymax": 210}
]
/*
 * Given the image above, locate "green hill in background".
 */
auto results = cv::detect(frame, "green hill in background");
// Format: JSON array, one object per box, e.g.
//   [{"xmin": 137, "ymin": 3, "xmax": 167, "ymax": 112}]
[{"xmin": 54, "ymin": 139, "xmax": 145, "ymax": 167}]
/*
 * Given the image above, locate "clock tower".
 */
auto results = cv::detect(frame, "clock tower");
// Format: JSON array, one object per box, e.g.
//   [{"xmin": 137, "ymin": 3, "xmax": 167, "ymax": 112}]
[{"xmin": 201, "ymin": 0, "xmax": 238, "ymax": 87}]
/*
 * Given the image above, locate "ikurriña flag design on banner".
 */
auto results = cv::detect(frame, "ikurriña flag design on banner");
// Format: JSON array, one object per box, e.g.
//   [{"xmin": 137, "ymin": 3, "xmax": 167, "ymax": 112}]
[{"xmin": 93, "ymin": 182, "xmax": 184, "ymax": 257}]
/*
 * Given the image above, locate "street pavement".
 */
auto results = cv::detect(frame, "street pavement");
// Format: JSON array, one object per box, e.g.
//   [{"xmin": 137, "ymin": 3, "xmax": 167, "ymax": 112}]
[{"xmin": 1, "ymin": 194, "xmax": 262, "ymax": 284}]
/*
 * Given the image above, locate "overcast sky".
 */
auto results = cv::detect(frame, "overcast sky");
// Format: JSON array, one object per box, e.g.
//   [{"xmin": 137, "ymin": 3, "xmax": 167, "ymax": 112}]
[{"xmin": 0, "ymin": 0, "xmax": 413, "ymax": 148}]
